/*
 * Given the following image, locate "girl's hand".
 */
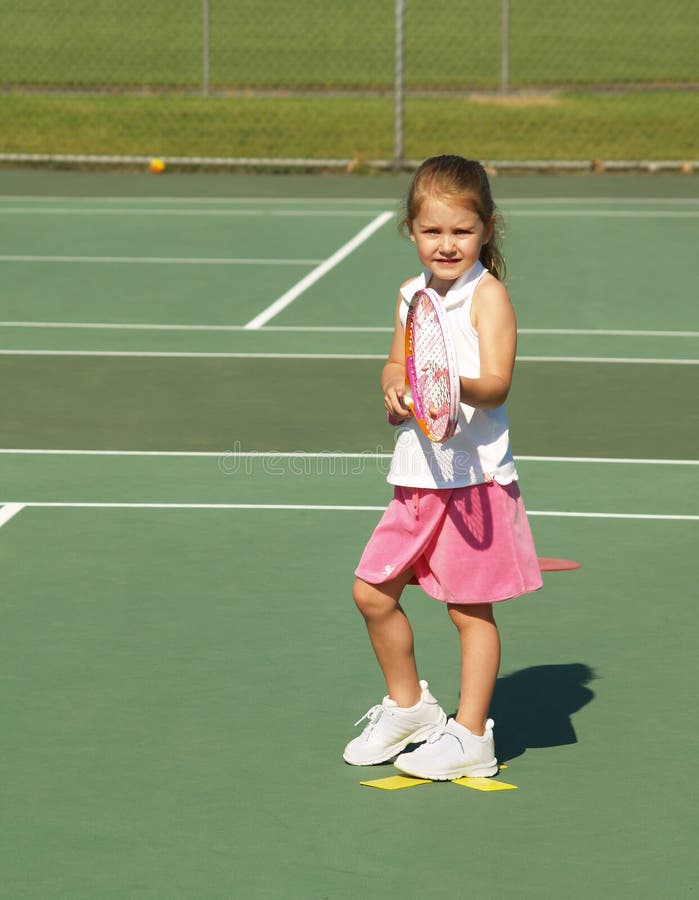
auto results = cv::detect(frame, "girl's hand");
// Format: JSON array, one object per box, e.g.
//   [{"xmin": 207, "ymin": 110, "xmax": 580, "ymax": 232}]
[
  {"xmin": 382, "ymin": 288, "xmax": 413, "ymax": 421},
  {"xmin": 383, "ymin": 372, "xmax": 412, "ymax": 419}
]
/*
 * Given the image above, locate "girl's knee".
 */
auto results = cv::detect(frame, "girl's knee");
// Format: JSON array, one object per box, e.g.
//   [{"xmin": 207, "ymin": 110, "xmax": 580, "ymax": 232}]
[
  {"xmin": 352, "ymin": 578, "xmax": 393, "ymax": 620},
  {"xmin": 448, "ymin": 602, "xmax": 497, "ymax": 630}
]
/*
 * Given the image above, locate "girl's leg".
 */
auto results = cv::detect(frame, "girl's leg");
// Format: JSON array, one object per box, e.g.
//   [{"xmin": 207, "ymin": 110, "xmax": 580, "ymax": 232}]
[
  {"xmin": 352, "ymin": 572, "xmax": 422, "ymax": 707},
  {"xmin": 447, "ymin": 603, "xmax": 501, "ymax": 735}
]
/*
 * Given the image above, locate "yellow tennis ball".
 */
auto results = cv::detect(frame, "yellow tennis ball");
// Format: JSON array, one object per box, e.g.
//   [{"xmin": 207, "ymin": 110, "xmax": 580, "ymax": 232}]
[{"xmin": 149, "ymin": 158, "xmax": 166, "ymax": 174}]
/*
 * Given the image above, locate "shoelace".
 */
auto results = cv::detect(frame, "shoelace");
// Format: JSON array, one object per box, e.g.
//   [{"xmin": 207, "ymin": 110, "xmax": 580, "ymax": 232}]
[
  {"xmin": 353, "ymin": 704, "xmax": 384, "ymax": 729},
  {"xmin": 425, "ymin": 726, "xmax": 451, "ymax": 744}
]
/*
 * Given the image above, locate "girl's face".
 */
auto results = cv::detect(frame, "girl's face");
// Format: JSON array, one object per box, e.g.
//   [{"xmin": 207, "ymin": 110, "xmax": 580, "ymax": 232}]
[{"xmin": 408, "ymin": 194, "xmax": 493, "ymax": 294}]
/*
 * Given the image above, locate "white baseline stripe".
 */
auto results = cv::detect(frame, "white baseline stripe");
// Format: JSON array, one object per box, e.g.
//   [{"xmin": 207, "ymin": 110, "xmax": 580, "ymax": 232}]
[
  {"xmin": 0, "ymin": 195, "xmax": 395, "ymax": 206},
  {"xmin": 0, "ymin": 255, "xmax": 320, "ymax": 266},
  {"xmin": 0, "ymin": 350, "xmax": 696, "ymax": 364},
  {"xmin": 0, "ymin": 350, "xmax": 386, "ymax": 360},
  {"xmin": 2, "ymin": 194, "xmax": 698, "ymax": 206},
  {"xmin": 507, "ymin": 210, "xmax": 699, "ymax": 219},
  {"xmin": 0, "ymin": 207, "xmax": 382, "ymax": 218},
  {"xmin": 0, "ymin": 450, "xmax": 697, "ymax": 465},
  {"xmin": 0, "ymin": 321, "xmax": 394, "ymax": 333},
  {"xmin": 244, "ymin": 211, "xmax": 394, "ymax": 329},
  {"xmin": 1, "ymin": 207, "xmax": 697, "ymax": 220},
  {"xmin": 518, "ymin": 328, "xmax": 699, "ymax": 338},
  {"xmin": 516, "ymin": 454, "xmax": 699, "ymax": 465},
  {"xmin": 502, "ymin": 197, "xmax": 699, "ymax": 206},
  {"xmin": 0, "ymin": 501, "xmax": 695, "ymax": 520},
  {"xmin": 4, "ymin": 501, "xmax": 386, "ymax": 512},
  {"xmin": 0, "ymin": 322, "xmax": 696, "ymax": 338},
  {"xmin": 527, "ymin": 510, "xmax": 698, "ymax": 521},
  {"xmin": 0, "ymin": 449, "xmax": 391, "ymax": 458},
  {"xmin": 0, "ymin": 194, "xmax": 556, "ymax": 206},
  {"xmin": 0, "ymin": 503, "xmax": 25, "ymax": 527},
  {"xmin": 517, "ymin": 356, "xmax": 699, "ymax": 365}
]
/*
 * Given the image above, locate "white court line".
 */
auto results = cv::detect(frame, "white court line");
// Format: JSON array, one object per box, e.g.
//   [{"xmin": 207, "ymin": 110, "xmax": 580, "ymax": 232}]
[
  {"xmin": 2, "ymin": 194, "xmax": 698, "ymax": 206},
  {"xmin": 0, "ymin": 321, "xmax": 394, "ymax": 332},
  {"xmin": 0, "ymin": 503, "xmax": 25, "ymax": 528},
  {"xmin": 506, "ymin": 210, "xmax": 699, "ymax": 218},
  {"xmin": 517, "ymin": 356, "xmax": 699, "ymax": 365},
  {"xmin": 2, "ymin": 449, "xmax": 698, "ymax": 466},
  {"xmin": 2, "ymin": 501, "xmax": 386, "ymax": 512},
  {"xmin": 502, "ymin": 197, "xmax": 699, "ymax": 206},
  {"xmin": 0, "ymin": 350, "xmax": 387, "ymax": 360},
  {"xmin": 244, "ymin": 211, "xmax": 394, "ymax": 329},
  {"xmin": 0, "ymin": 207, "xmax": 384, "ymax": 218},
  {"xmin": 527, "ymin": 510, "xmax": 699, "ymax": 521},
  {"xmin": 516, "ymin": 454, "xmax": 699, "ymax": 465},
  {"xmin": 0, "ymin": 255, "xmax": 321, "ymax": 266},
  {"xmin": 0, "ymin": 195, "xmax": 395, "ymax": 205},
  {"xmin": 0, "ymin": 500, "xmax": 695, "ymax": 520},
  {"xmin": 0, "ymin": 349, "xmax": 696, "ymax": 364},
  {"xmin": 0, "ymin": 449, "xmax": 391, "ymax": 458},
  {"xmin": 518, "ymin": 328, "xmax": 699, "ymax": 338},
  {"xmin": 0, "ymin": 322, "xmax": 696, "ymax": 338},
  {"xmin": 1, "ymin": 206, "xmax": 697, "ymax": 219}
]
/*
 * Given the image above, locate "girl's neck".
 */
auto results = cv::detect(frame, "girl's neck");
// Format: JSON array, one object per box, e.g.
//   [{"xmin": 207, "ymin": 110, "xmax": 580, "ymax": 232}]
[{"xmin": 427, "ymin": 275, "xmax": 456, "ymax": 298}]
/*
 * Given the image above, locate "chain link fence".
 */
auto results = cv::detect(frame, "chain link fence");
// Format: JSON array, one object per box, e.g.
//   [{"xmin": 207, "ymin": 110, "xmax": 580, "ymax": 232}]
[{"xmin": 1, "ymin": 0, "xmax": 697, "ymax": 170}]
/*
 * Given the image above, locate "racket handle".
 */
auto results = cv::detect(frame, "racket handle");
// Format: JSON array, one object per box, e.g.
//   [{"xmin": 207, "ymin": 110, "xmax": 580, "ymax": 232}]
[{"xmin": 387, "ymin": 411, "xmax": 403, "ymax": 426}]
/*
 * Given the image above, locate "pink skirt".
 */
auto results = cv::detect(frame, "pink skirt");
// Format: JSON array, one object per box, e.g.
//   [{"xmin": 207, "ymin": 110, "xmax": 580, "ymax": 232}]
[{"xmin": 355, "ymin": 481, "xmax": 543, "ymax": 605}]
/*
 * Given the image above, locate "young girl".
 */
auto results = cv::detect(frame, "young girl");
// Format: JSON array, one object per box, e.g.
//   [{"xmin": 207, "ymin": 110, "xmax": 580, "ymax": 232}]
[{"xmin": 343, "ymin": 155, "xmax": 542, "ymax": 781}]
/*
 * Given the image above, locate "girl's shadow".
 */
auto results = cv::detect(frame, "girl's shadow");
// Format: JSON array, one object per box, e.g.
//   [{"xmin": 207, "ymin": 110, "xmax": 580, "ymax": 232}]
[{"xmin": 488, "ymin": 663, "xmax": 595, "ymax": 763}]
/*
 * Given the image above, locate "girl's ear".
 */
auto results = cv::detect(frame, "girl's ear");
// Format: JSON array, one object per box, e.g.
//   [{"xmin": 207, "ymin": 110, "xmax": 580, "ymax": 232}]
[
  {"xmin": 405, "ymin": 217, "xmax": 416, "ymax": 242},
  {"xmin": 483, "ymin": 216, "xmax": 495, "ymax": 245}
]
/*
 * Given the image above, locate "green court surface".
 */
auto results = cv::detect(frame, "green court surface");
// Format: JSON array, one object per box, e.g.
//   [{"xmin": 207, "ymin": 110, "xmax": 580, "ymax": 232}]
[{"xmin": 0, "ymin": 169, "xmax": 697, "ymax": 899}]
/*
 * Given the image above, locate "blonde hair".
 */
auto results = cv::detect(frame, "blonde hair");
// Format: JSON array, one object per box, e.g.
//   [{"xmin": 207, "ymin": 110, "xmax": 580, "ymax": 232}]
[{"xmin": 403, "ymin": 155, "xmax": 506, "ymax": 281}]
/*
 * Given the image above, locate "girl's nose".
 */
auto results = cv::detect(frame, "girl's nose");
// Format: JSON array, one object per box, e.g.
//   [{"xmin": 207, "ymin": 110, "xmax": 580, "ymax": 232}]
[{"xmin": 439, "ymin": 234, "xmax": 456, "ymax": 254}]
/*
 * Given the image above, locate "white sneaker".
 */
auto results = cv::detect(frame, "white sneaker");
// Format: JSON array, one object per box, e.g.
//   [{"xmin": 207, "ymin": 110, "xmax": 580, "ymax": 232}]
[
  {"xmin": 394, "ymin": 718, "xmax": 498, "ymax": 780},
  {"xmin": 343, "ymin": 680, "xmax": 447, "ymax": 766}
]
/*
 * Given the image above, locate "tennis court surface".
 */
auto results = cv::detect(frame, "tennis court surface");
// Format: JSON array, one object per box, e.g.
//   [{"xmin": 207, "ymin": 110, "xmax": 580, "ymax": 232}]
[{"xmin": 0, "ymin": 169, "xmax": 697, "ymax": 899}]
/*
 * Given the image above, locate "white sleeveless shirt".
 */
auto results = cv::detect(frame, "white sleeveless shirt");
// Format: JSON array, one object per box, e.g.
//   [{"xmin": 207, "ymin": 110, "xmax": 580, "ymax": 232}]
[{"xmin": 387, "ymin": 262, "xmax": 518, "ymax": 489}]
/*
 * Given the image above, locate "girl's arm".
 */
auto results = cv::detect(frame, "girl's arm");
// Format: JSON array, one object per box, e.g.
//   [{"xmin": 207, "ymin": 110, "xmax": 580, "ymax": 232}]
[
  {"xmin": 381, "ymin": 291, "xmax": 412, "ymax": 420},
  {"xmin": 461, "ymin": 275, "xmax": 517, "ymax": 410}
]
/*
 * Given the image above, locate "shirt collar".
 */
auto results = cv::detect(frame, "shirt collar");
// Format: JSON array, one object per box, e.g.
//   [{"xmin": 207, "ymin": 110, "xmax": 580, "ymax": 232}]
[{"xmin": 400, "ymin": 261, "xmax": 486, "ymax": 309}]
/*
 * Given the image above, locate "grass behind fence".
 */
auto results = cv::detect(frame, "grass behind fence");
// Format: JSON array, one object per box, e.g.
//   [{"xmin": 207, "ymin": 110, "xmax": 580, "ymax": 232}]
[
  {"xmin": 1, "ymin": 91, "xmax": 696, "ymax": 163},
  {"xmin": 1, "ymin": 0, "xmax": 696, "ymax": 163}
]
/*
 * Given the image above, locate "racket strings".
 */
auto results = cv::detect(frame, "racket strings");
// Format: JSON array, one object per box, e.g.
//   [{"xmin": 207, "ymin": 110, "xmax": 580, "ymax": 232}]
[{"xmin": 411, "ymin": 302, "xmax": 452, "ymax": 426}]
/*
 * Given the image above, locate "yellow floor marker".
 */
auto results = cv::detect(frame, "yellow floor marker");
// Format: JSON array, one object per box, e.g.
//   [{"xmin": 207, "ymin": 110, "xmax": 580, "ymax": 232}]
[
  {"xmin": 452, "ymin": 776, "xmax": 518, "ymax": 792},
  {"xmin": 360, "ymin": 775, "xmax": 431, "ymax": 790},
  {"xmin": 360, "ymin": 765, "xmax": 516, "ymax": 792}
]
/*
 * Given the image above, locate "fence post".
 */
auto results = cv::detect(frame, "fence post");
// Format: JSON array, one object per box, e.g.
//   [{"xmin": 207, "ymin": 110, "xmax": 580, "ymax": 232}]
[
  {"xmin": 393, "ymin": 0, "xmax": 405, "ymax": 169},
  {"xmin": 500, "ymin": 0, "xmax": 510, "ymax": 93},
  {"xmin": 202, "ymin": 0, "xmax": 210, "ymax": 96}
]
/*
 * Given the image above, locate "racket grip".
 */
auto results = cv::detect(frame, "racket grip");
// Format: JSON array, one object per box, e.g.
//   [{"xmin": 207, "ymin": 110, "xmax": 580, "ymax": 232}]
[{"xmin": 387, "ymin": 411, "xmax": 403, "ymax": 426}]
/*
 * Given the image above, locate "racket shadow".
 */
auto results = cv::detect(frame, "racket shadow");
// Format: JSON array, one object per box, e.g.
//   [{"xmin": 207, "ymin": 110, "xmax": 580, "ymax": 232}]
[{"xmin": 482, "ymin": 662, "xmax": 596, "ymax": 763}]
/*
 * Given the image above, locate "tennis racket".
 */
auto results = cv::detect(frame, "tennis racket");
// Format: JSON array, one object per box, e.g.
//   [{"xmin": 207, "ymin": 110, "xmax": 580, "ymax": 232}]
[{"xmin": 391, "ymin": 288, "xmax": 460, "ymax": 443}]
